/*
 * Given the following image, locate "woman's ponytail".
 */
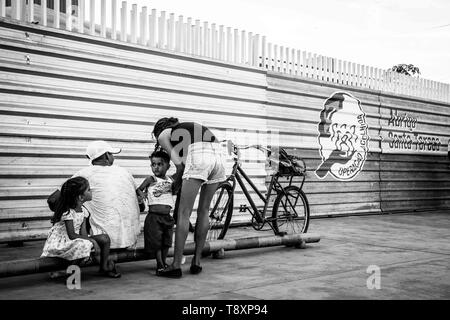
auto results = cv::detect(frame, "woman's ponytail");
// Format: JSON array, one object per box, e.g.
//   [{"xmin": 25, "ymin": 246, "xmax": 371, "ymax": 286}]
[{"xmin": 152, "ymin": 117, "xmax": 179, "ymax": 141}]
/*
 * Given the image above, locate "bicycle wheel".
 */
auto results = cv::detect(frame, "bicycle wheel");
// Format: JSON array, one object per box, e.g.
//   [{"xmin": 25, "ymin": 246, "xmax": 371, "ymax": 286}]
[
  {"xmin": 272, "ymin": 186, "xmax": 309, "ymax": 235},
  {"xmin": 206, "ymin": 182, "xmax": 234, "ymax": 241}
]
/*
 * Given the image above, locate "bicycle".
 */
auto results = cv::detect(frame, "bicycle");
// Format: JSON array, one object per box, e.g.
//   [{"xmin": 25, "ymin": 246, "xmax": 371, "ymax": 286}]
[{"xmin": 206, "ymin": 141, "xmax": 310, "ymax": 242}]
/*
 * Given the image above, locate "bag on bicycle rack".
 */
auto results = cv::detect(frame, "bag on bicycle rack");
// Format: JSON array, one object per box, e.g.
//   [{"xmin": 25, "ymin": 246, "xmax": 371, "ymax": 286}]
[{"xmin": 277, "ymin": 148, "xmax": 306, "ymax": 176}]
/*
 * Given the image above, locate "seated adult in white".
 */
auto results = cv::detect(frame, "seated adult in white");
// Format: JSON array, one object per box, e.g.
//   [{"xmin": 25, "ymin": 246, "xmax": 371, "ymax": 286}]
[{"xmin": 73, "ymin": 140, "xmax": 141, "ymax": 249}]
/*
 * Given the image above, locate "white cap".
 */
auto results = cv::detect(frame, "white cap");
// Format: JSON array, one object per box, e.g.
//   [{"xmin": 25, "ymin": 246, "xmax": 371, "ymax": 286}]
[{"xmin": 86, "ymin": 140, "xmax": 121, "ymax": 160}]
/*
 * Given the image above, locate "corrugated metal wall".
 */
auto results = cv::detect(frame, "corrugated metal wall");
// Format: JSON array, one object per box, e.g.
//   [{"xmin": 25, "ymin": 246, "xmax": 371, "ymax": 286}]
[
  {"xmin": 266, "ymin": 72, "xmax": 450, "ymax": 217},
  {"xmin": 1, "ymin": 19, "xmax": 449, "ymax": 242},
  {"xmin": 0, "ymin": 19, "xmax": 268, "ymax": 242}
]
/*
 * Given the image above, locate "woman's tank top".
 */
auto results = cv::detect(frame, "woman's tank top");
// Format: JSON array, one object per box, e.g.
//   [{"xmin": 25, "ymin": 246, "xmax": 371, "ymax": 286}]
[{"xmin": 170, "ymin": 122, "xmax": 217, "ymax": 158}]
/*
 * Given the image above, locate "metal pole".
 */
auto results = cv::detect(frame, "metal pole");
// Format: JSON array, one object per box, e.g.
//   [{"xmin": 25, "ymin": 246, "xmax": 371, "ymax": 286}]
[{"xmin": 0, "ymin": 233, "xmax": 320, "ymax": 278}]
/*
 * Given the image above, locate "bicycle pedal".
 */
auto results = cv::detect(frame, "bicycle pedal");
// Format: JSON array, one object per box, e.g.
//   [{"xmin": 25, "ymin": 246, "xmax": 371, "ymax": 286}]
[{"xmin": 239, "ymin": 204, "xmax": 248, "ymax": 212}]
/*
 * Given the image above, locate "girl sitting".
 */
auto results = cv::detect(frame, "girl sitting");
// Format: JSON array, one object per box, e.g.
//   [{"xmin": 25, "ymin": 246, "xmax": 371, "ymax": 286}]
[{"xmin": 41, "ymin": 176, "xmax": 120, "ymax": 278}]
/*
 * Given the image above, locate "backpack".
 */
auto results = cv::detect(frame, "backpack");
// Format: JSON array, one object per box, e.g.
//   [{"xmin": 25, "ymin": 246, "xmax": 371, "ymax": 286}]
[
  {"xmin": 47, "ymin": 189, "xmax": 61, "ymax": 212},
  {"xmin": 277, "ymin": 148, "xmax": 306, "ymax": 176}
]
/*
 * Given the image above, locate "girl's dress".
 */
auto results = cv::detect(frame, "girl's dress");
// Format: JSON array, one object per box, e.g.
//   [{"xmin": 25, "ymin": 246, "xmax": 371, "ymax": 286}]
[{"xmin": 41, "ymin": 207, "xmax": 94, "ymax": 260}]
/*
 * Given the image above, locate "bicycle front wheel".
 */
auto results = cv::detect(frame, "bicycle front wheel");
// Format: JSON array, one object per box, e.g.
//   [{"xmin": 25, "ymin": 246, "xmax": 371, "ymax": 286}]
[
  {"xmin": 272, "ymin": 186, "xmax": 309, "ymax": 235},
  {"xmin": 206, "ymin": 182, "xmax": 234, "ymax": 241}
]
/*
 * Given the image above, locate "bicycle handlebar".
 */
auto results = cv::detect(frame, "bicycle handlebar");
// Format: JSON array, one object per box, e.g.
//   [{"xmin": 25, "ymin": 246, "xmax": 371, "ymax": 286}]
[
  {"xmin": 235, "ymin": 144, "xmax": 271, "ymax": 153},
  {"xmin": 220, "ymin": 140, "xmax": 272, "ymax": 158}
]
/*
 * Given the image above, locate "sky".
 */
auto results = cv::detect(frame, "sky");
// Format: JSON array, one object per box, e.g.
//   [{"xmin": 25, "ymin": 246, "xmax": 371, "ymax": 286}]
[{"xmin": 99, "ymin": 0, "xmax": 450, "ymax": 83}]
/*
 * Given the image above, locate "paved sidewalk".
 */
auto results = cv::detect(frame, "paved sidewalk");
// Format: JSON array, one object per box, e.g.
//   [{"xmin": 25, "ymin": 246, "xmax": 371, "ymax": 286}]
[{"xmin": 0, "ymin": 211, "xmax": 449, "ymax": 300}]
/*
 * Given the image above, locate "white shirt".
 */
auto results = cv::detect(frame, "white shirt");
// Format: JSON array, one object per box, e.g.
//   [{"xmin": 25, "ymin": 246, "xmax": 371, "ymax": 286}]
[
  {"xmin": 147, "ymin": 176, "xmax": 175, "ymax": 208},
  {"xmin": 73, "ymin": 164, "xmax": 140, "ymax": 249}
]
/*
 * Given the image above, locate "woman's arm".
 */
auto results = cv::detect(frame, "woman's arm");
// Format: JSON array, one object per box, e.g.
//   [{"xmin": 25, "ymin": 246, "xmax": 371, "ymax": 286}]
[
  {"xmin": 158, "ymin": 129, "xmax": 185, "ymax": 193},
  {"xmin": 158, "ymin": 129, "xmax": 184, "ymax": 171}
]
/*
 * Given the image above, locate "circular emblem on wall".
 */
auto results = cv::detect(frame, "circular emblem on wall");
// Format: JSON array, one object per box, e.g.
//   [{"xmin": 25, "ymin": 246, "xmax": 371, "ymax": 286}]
[{"xmin": 315, "ymin": 91, "xmax": 370, "ymax": 180}]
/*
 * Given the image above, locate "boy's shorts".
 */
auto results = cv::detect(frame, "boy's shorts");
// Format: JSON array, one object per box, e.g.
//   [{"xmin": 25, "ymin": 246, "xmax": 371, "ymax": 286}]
[
  {"xmin": 144, "ymin": 212, "xmax": 175, "ymax": 252},
  {"xmin": 183, "ymin": 142, "xmax": 226, "ymax": 185}
]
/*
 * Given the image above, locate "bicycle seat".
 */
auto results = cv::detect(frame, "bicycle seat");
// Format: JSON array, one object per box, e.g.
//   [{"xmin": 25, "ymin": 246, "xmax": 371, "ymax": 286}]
[
  {"xmin": 226, "ymin": 140, "xmax": 234, "ymax": 156},
  {"xmin": 220, "ymin": 140, "xmax": 239, "ymax": 158}
]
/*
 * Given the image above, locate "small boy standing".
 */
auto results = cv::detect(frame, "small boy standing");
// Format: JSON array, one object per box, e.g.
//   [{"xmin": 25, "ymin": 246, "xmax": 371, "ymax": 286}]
[{"xmin": 138, "ymin": 150, "xmax": 176, "ymax": 275}]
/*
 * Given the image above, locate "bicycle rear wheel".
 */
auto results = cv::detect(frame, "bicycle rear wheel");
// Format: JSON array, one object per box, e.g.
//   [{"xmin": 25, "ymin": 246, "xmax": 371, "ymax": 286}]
[
  {"xmin": 272, "ymin": 186, "xmax": 309, "ymax": 235},
  {"xmin": 206, "ymin": 182, "xmax": 234, "ymax": 241}
]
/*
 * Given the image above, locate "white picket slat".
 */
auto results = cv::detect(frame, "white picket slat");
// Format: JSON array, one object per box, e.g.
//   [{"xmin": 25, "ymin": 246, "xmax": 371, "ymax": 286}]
[
  {"xmin": 120, "ymin": 1, "xmax": 127, "ymax": 42},
  {"xmin": 27, "ymin": 0, "xmax": 34, "ymax": 23},
  {"xmin": 140, "ymin": 7, "xmax": 148, "ymax": 46},
  {"xmin": 241, "ymin": 30, "xmax": 246, "ymax": 64},
  {"xmin": 0, "ymin": 0, "xmax": 5, "ymax": 18},
  {"xmin": 186, "ymin": 17, "xmax": 192, "ymax": 54},
  {"xmin": 54, "ymin": 0, "xmax": 59, "ymax": 28},
  {"xmin": 41, "ymin": 0, "xmax": 47, "ymax": 26},
  {"xmin": 247, "ymin": 32, "xmax": 253, "ymax": 66},
  {"xmin": 261, "ymin": 36, "xmax": 266, "ymax": 68},
  {"xmin": 234, "ymin": 29, "xmax": 239, "ymax": 64},
  {"xmin": 296, "ymin": 50, "xmax": 301, "ymax": 76},
  {"xmin": 168, "ymin": 14, "xmax": 175, "ymax": 51},
  {"xmin": 203, "ymin": 21, "xmax": 209, "ymax": 57},
  {"xmin": 267, "ymin": 42, "xmax": 272, "ymax": 71},
  {"xmin": 210, "ymin": 23, "xmax": 216, "ymax": 58},
  {"xmin": 226, "ymin": 27, "xmax": 232, "ymax": 62},
  {"xmin": 89, "ymin": 0, "xmax": 95, "ymax": 35},
  {"xmin": 12, "ymin": 0, "xmax": 20, "ymax": 20},
  {"xmin": 194, "ymin": 19, "xmax": 200, "ymax": 55},
  {"xmin": 158, "ymin": 11, "xmax": 166, "ymax": 49},
  {"xmin": 176, "ymin": 16, "xmax": 183, "ymax": 52},
  {"xmin": 279, "ymin": 46, "xmax": 286, "ymax": 73},
  {"xmin": 110, "ymin": 0, "xmax": 117, "ymax": 39},
  {"xmin": 253, "ymin": 34, "xmax": 260, "ymax": 67},
  {"xmin": 148, "ymin": 9, "xmax": 156, "ymax": 47},
  {"xmin": 130, "ymin": 4, "xmax": 137, "ymax": 44}
]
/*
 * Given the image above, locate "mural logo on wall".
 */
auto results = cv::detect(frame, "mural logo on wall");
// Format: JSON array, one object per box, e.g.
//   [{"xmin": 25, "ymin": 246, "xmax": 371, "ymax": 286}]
[{"xmin": 315, "ymin": 92, "xmax": 370, "ymax": 181}]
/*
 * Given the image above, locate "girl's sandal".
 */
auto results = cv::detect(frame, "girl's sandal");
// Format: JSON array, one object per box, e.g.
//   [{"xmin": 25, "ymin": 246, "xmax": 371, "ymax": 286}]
[
  {"xmin": 78, "ymin": 256, "xmax": 93, "ymax": 267},
  {"xmin": 98, "ymin": 268, "xmax": 121, "ymax": 278},
  {"xmin": 98, "ymin": 262, "xmax": 121, "ymax": 278}
]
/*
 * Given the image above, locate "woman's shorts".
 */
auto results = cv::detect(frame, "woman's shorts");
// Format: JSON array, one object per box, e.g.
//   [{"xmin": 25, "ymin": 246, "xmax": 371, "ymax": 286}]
[{"xmin": 183, "ymin": 142, "xmax": 226, "ymax": 185}]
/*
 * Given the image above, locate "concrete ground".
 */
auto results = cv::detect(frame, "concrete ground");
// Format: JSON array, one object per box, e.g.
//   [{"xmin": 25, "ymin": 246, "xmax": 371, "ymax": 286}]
[{"xmin": 0, "ymin": 211, "xmax": 449, "ymax": 300}]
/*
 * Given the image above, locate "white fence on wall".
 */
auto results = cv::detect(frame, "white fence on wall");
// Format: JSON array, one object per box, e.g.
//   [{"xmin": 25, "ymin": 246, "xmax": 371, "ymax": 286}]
[{"xmin": 1, "ymin": 0, "xmax": 449, "ymax": 103}]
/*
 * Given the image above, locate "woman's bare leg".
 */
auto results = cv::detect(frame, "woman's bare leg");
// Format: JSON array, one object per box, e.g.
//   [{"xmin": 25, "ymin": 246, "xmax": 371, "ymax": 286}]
[
  {"xmin": 192, "ymin": 182, "xmax": 220, "ymax": 266},
  {"xmin": 171, "ymin": 178, "xmax": 203, "ymax": 269}
]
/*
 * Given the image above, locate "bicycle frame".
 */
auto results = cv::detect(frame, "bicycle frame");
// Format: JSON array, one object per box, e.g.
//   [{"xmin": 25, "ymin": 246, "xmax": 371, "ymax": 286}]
[{"xmin": 225, "ymin": 155, "xmax": 305, "ymax": 229}]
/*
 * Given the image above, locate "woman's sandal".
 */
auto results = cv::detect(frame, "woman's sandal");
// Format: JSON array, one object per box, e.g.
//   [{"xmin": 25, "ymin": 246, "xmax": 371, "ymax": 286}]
[
  {"xmin": 190, "ymin": 256, "xmax": 202, "ymax": 275},
  {"xmin": 189, "ymin": 264, "xmax": 202, "ymax": 275}
]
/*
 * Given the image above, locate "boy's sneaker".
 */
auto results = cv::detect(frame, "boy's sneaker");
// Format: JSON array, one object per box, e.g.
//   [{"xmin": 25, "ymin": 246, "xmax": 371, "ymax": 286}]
[{"xmin": 156, "ymin": 268, "xmax": 165, "ymax": 276}]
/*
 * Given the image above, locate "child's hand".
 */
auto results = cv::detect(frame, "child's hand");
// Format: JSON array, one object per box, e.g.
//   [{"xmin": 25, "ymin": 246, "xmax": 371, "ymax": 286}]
[
  {"xmin": 136, "ymin": 188, "xmax": 147, "ymax": 203},
  {"xmin": 137, "ymin": 193, "xmax": 145, "ymax": 203}
]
